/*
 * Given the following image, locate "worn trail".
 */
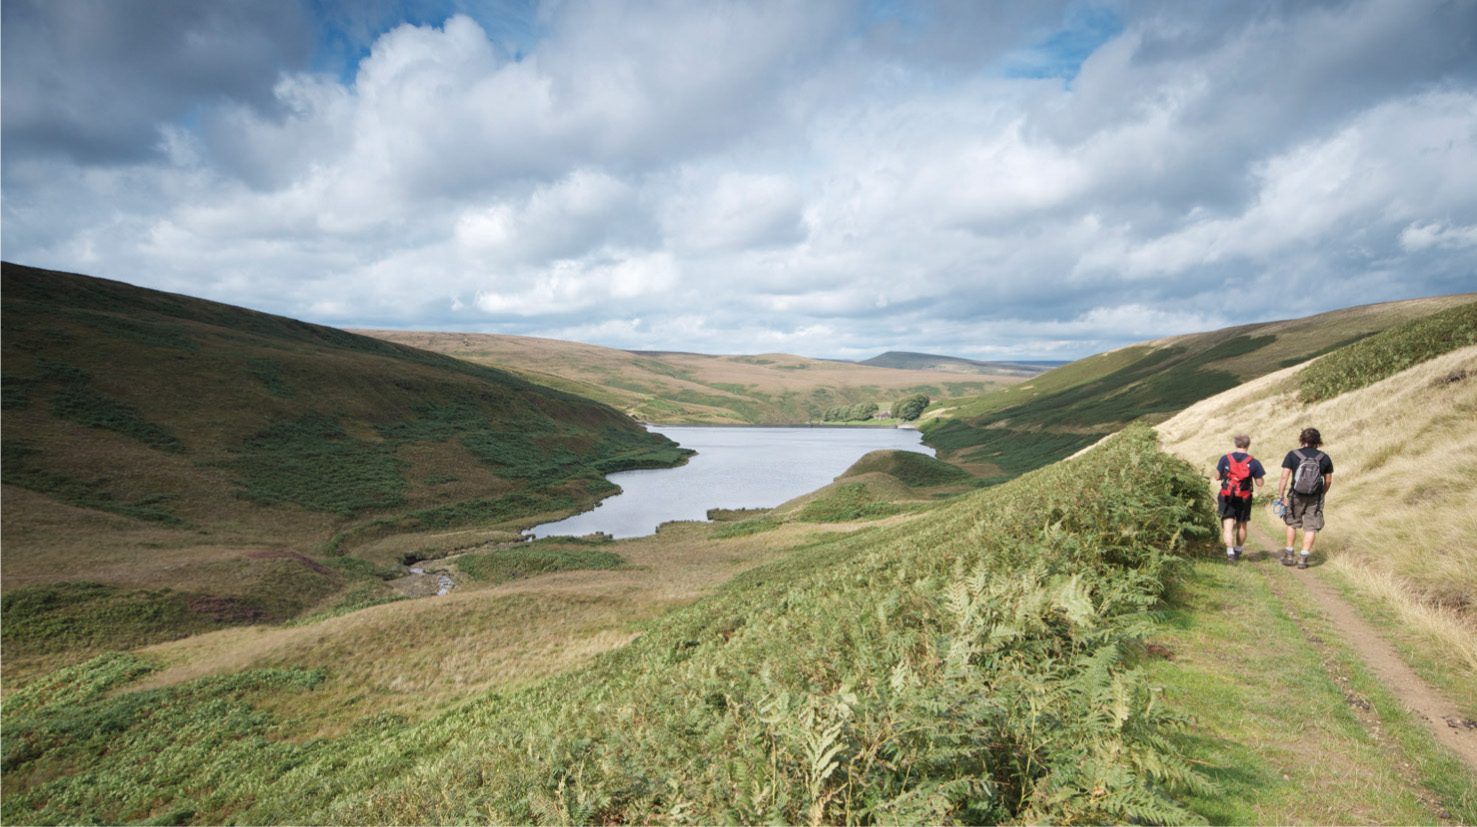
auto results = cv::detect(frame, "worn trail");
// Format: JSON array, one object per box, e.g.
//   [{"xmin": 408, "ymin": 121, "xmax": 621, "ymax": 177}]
[{"xmin": 1244, "ymin": 524, "xmax": 1477, "ymax": 771}]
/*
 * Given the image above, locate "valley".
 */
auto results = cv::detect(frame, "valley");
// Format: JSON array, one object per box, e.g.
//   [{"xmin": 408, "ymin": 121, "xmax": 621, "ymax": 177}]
[{"xmin": 2, "ymin": 263, "xmax": 1474, "ymax": 825}]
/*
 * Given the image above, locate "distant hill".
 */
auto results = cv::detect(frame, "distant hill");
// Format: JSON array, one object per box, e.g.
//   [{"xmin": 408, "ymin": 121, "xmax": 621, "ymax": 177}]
[
  {"xmin": 856, "ymin": 351, "xmax": 1064, "ymax": 376},
  {"xmin": 1, "ymin": 263, "xmax": 686, "ymax": 662},
  {"xmin": 921, "ymin": 294, "xmax": 1477, "ymax": 483},
  {"xmin": 353, "ymin": 332, "xmax": 1035, "ymax": 424}
]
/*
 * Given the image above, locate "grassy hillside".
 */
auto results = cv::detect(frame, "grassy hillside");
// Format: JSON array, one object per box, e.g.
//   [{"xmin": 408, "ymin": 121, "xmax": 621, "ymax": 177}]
[
  {"xmin": 920, "ymin": 295, "xmax": 1477, "ymax": 484},
  {"xmin": 1, "ymin": 263, "xmax": 688, "ymax": 678},
  {"xmin": 353, "ymin": 331, "xmax": 1033, "ymax": 424},
  {"xmin": 1157, "ymin": 321, "xmax": 1477, "ymax": 702}
]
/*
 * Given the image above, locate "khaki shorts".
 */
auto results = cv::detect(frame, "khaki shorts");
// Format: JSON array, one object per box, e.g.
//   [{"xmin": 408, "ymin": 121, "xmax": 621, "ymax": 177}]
[{"xmin": 1283, "ymin": 492, "xmax": 1325, "ymax": 531}]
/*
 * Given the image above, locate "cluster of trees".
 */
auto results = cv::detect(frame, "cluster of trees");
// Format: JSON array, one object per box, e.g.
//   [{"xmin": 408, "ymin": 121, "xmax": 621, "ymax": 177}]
[
  {"xmin": 817, "ymin": 393, "xmax": 930, "ymax": 423},
  {"xmin": 892, "ymin": 393, "xmax": 930, "ymax": 422},
  {"xmin": 820, "ymin": 402, "xmax": 879, "ymax": 422}
]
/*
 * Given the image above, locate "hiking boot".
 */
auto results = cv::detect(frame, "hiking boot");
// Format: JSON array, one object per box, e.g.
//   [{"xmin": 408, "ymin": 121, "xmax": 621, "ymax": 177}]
[
  {"xmin": 1281, "ymin": 550, "xmax": 1295, "ymax": 566},
  {"xmin": 1297, "ymin": 555, "xmax": 1309, "ymax": 570}
]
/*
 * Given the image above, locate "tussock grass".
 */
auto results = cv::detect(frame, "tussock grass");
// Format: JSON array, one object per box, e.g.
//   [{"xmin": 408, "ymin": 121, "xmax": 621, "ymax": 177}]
[{"xmin": 1158, "ymin": 345, "xmax": 1477, "ymax": 703}]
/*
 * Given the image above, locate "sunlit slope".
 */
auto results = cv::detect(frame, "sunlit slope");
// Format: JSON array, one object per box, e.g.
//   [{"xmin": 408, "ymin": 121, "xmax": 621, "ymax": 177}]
[
  {"xmin": 1, "ymin": 263, "xmax": 685, "ymax": 661},
  {"xmin": 1157, "ymin": 307, "xmax": 1477, "ymax": 697},
  {"xmin": 922, "ymin": 294, "xmax": 1476, "ymax": 483},
  {"xmin": 1, "ymin": 425, "xmax": 1223, "ymax": 826},
  {"xmin": 355, "ymin": 330, "xmax": 1036, "ymax": 423}
]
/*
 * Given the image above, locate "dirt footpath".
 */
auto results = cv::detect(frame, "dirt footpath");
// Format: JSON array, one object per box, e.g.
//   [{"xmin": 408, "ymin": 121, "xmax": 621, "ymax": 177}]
[{"xmin": 1245, "ymin": 524, "xmax": 1477, "ymax": 771}]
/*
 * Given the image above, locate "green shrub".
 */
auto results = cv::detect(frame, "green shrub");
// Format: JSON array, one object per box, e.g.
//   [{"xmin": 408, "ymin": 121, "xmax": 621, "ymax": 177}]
[
  {"xmin": 215, "ymin": 412, "xmax": 408, "ymax": 516},
  {"xmin": 1298, "ymin": 301, "xmax": 1477, "ymax": 402}
]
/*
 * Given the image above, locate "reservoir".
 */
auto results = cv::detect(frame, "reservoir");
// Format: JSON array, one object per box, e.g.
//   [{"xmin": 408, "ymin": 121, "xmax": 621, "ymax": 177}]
[{"xmin": 528, "ymin": 425, "xmax": 935, "ymax": 539}]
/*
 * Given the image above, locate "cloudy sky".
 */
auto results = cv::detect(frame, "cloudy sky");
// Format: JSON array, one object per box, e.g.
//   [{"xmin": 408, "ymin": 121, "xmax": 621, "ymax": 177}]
[{"xmin": 4, "ymin": 0, "xmax": 1475, "ymax": 360}]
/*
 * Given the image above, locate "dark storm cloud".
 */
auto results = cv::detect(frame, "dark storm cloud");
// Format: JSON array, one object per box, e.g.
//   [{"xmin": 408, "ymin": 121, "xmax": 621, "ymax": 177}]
[{"xmin": 1, "ymin": 0, "xmax": 314, "ymax": 164}]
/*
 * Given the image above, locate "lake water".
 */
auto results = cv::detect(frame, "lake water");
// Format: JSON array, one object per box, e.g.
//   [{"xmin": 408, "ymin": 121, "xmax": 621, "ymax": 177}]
[{"xmin": 527, "ymin": 426, "xmax": 935, "ymax": 539}]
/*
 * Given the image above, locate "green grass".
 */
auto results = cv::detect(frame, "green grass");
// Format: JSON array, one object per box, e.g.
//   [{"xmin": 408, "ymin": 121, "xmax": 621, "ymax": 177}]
[
  {"xmin": 793, "ymin": 482, "xmax": 910, "ymax": 522},
  {"xmin": 456, "ymin": 543, "xmax": 626, "ymax": 584},
  {"xmin": 1143, "ymin": 559, "xmax": 1475, "ymax": 825},
  {"xmin": 1, "ymin": 441, "xmax": 183, "ymax": 525},
  {"xmin": 1298, "ymin": 300, "xmax": 1477, "ymax": 402},
  {"xmin": 711, "ymin": 517, "xmax": 783, "ymax": 538},
  {"xmin": 843, "ymin": 450, "xmax": 977, "ymax": 488},
  {"xmin": 0, "ymin": 583, "xmax": 234, "ymax": 656}
]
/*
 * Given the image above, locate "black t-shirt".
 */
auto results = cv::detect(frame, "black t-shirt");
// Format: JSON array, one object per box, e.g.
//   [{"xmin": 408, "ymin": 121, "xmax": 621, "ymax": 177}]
[{"xmin": 1282, "ymin": 448, "xmax": 1333, "ymax": 476}]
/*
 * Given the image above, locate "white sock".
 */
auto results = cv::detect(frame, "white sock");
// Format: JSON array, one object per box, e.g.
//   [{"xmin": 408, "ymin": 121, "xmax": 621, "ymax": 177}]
[
  {"xmin": 1234, "ymin": 546, "xmax": 1243, "ymax": 553},
  {"xmin": 1227, "ymin": 547, "xmax": 1236, "ymax": 556}
]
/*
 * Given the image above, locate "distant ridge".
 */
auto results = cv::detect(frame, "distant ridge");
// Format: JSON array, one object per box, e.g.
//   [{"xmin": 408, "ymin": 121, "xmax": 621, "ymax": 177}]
[
  {"xmin": 857, "ymin": 351, "xmax": 1062, "ymax": 376},
  {"xmin": 355, "ymin": 333, "xmax": 1035, "ymax": 424}
]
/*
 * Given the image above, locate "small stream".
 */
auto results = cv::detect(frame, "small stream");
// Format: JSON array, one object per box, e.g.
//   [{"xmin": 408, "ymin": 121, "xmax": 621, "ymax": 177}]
[{"xmin": 406, "ymin": 566, "xmax": 453, "ymax": 596}]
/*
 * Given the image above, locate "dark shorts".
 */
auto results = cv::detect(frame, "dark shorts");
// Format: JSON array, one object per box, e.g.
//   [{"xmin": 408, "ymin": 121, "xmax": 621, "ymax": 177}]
[
  {"xmin": 1217, "ymin": 494, "xmax": 1253, "ymax": 523},
  {"xmin": 1283, "ymin": 492, "xmax": 1325, "ymax": 531}
]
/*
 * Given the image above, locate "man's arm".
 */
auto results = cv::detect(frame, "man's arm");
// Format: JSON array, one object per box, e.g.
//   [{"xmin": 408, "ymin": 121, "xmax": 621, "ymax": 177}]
[{"xmin": 1277, "ymin": 468, "xmax": 1291, "ymax": 498}]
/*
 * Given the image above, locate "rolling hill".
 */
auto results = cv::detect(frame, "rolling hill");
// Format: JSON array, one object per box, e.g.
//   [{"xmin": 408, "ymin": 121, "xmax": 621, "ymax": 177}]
[
  {"xmin": 919, "ymin": 294, "xmax": 1477, "ymax": 482},
  {"xmin": 1, "ymin": 263, "xmax": 688, "ymax": 672},
  {"xmin": 855, "ymin": 350, "xmax": 1064, "ymax": 375},
  {"xmin": 352, "ymin": 331, "xmax": 1037, "ymax": 424}
]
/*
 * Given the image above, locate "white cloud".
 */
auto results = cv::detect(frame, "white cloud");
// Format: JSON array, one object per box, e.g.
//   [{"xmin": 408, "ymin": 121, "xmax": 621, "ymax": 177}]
[
  {"xmin": 3, "ymin": 0, "xmax": 1476, "ymax": 359},
  {"xmin": 1401, "ymin": 221, "xmax": 1477, "ymax": 252}
]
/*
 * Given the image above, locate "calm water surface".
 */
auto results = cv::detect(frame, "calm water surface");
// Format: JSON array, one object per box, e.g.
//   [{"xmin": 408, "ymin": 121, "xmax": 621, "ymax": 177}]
[{"xmin": 528, "ymin": 426, "xmax": 934, "ymax": 539}]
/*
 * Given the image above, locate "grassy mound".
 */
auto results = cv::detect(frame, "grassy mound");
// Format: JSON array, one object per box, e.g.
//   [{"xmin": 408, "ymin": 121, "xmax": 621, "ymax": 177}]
[{"xmin": 839, "ymin": 449, "xmax": 976, "ymax": 489}]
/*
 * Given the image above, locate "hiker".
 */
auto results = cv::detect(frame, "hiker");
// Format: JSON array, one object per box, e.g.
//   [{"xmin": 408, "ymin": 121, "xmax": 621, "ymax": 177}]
[
  {"xmin": 1277, "ymin": 427, "xmax": 1333, "ymax": 569},
  {"xmin": 1217, "ymin": 434, "xmax": 1265, "ymax": 562}
]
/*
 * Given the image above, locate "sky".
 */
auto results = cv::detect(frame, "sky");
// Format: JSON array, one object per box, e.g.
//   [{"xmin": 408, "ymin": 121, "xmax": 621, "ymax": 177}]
[{"xmin": 4, "ymin": 0, "xmax": 1476, "ymax": 361}]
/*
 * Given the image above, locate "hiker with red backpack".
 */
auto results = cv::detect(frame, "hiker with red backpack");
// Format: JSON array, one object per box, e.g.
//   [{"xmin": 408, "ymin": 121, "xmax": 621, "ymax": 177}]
[
  {"xmin": 1277, "ymin": 427, "xmax": 1334, "ymax": 569},
  {"xmin": 1217, "ymin": 434, "xmax": 1266, "ymax": 562}
]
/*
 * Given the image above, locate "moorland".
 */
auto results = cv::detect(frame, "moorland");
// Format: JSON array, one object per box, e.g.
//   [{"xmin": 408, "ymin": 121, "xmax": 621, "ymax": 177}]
[{"xmin": 2, "ymin": 261, "xmax": 1474, "ymax": 825}]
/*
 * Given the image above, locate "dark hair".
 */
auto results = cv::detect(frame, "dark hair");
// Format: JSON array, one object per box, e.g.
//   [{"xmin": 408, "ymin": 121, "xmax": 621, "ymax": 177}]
[
  {"xmin": 1234, "ymin": 434, "xmax": 1251, "ymax": 449},
  {"xmin": 1299, "ymin": 427, "xmax": 1323, "ymax": 448}
]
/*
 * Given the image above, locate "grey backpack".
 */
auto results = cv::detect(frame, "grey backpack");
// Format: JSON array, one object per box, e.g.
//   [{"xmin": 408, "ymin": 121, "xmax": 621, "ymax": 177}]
[{"xmin": 1292, "ymin": 449, "xmax": 1324, "ymax": 496}]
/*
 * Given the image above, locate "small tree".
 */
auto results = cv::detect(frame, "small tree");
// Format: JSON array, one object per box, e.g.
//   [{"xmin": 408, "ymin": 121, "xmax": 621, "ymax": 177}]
[{"xmin": 894, "ymin": 393, "xmax": 930, "ymax": 421}]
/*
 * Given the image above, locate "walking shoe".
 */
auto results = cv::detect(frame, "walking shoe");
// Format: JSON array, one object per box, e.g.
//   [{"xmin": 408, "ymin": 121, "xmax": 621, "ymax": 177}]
[
  {"xmin": 1297, "ymin": 554, "xmax": 1309, "ymax": 569},
  {"xmin": 1281, "ymin": 549, "xmax": 1295, "ymax": 566}
]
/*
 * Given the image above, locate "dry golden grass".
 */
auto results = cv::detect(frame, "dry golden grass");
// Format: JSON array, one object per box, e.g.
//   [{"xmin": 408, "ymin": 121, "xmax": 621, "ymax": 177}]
[
  {"xmin": 1157, "ymin": 345, "xmax": 1477, "ymax": 690},
  {"xmin": 125, "ymin": 520, "xmax": 811, "ymax": 733}
]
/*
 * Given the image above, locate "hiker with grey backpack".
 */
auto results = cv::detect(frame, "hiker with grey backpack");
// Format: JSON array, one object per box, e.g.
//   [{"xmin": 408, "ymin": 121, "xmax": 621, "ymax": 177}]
[{"xmin": 1276, "ymin": 427, "xmax": 1333, "ymax": 569}]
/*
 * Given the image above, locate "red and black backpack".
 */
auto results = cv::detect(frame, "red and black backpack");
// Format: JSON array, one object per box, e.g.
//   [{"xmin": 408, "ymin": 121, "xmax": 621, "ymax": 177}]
[{"xmin": 1221, "ymin": 453, "xmax": 1254, "ymax": 499}]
